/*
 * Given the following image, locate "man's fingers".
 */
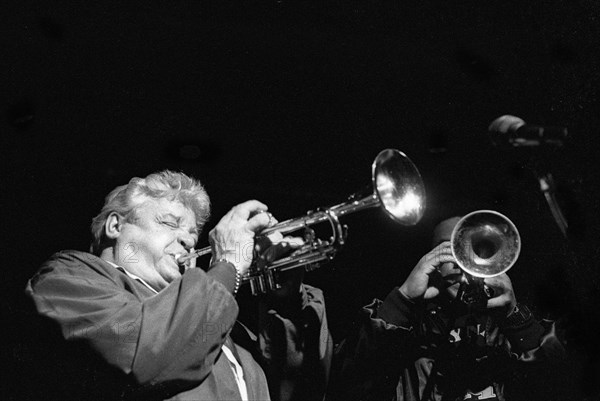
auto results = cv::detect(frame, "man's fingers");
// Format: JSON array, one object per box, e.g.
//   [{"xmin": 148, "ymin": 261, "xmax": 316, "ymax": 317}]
[
  {"xmin": 424, "ymin": 242, "xmax": 453, "ymax": 260},
  {"xmin": 484, "ymin": 274, "xmax": 510, "ymax": 286},
  {"xmin": 265, "ymin": 233, "xmax": 304, "ymax": 249},
  {"xmin": 266, "ymin": 231, "xmax": 283, "ymax": 243},
  {"xmin": 486, "ymin": 292, "xmax": 513, "ymax": 309},
  {"xmin": 424, "ymin": 287, "xmax": 440, "ymax": 299},
  {"xmin": 247, "ymin": 211, "xmax": 273, "ymax": 232},
  {"xmin": 280, "ymin": 236, "xmax": 304, "ymax": 248},
  {"xmin": 483, "ymin": 276, "xmax": 502, "ymax": 288},
  {"xmin": 483, "ymin": 275, "xmax": 513, "ymax": 294},
  {"xmin": 486, "ymin": 296, "xmax": 507, "ymax": 309},
  {"xmin": 432, "ymin": 240, "xmax": 452, "ymax": 251},
  {"xmin": 422, "ymin": 254, "xmax": 456, "ymax": 272},
  {"xmin": 231, "ymin": 200, "xmax": 269, "ymax": 221},
  {"xmin": 268, "ymin": 215, "xmax": 278, "ymax": 227},
  {"xmin": 484, "ymin": 273, "xmax": 515, "ymax": 311}
]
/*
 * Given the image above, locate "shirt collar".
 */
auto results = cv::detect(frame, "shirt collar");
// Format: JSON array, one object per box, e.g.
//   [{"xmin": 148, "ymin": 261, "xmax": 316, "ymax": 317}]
[{"xmin": 104, "ymin": 260, "xmax": 159, "ymax": 294}]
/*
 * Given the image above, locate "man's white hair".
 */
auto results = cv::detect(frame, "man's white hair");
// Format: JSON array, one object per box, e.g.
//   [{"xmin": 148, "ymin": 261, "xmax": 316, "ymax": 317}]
[{"xmin": 90, "ymin": 170, "xmax": 210, "ymax": 254}]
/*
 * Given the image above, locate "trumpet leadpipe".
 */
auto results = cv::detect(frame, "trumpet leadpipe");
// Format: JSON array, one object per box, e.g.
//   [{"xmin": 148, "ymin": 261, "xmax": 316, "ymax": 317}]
[{"xmin": 175, "ymin": 248, "xmax": 212, "ymax": 266}]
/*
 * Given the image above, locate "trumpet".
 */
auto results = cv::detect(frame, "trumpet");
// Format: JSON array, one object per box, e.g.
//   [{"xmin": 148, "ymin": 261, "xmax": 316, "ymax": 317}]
[
  {"xmin": 179, "ymin": 148, "xmax": 426, "ymax": 294},
  {"xmin": 450, "ymin": 210, "xmax": 521, "ymax": 306}
]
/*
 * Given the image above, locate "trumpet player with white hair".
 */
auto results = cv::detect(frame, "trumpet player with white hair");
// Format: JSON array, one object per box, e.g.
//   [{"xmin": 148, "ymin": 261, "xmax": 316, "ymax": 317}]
[
  {"xmin": 329, "ymin": 214, "xmax": 565, "ymax": 401},
  {"xmin": 25, "ymin": 170, "xmax": 332, "ymax": 401}
]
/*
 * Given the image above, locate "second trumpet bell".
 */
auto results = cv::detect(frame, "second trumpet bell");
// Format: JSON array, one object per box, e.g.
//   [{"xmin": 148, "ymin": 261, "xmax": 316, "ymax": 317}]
[{"xmin": 451, "ymin": 210, "xmax": 521, "ymax": 278}]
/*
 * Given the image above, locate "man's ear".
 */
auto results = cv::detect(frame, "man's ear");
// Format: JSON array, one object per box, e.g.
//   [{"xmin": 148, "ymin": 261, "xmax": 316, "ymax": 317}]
[{"xmin": 105, "ymin": 212, "xmax": 123, "ymax": 239}]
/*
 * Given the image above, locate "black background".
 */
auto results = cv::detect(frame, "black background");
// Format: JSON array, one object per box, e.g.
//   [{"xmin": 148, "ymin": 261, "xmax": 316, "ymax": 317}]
[{"xmin": 2, "ymin": 0, "xmax": 600, "ymax": 399}]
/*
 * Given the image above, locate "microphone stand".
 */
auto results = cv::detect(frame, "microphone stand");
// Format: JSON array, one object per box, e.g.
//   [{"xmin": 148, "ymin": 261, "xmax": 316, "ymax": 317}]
[
  {"xmin": 489, "ymin": 116, "xmax": 570, "ymax": 239},
  {"xmin": 519, "ymin": 145, "xmax": 570, "ymax": 239},
  {"xmin": 495, "ymin": 130, "xmax": 600, "ymax": 366},
  {"xmin": 536, "ymin": 172, "xmax": 568, "ymax": 238},
  {"xmin": 526, "ymin": 148, "xmax": 579, "ymax": 323}
]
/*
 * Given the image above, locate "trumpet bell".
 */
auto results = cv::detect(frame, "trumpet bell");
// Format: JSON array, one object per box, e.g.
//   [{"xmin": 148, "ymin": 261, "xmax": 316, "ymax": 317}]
[
  {"xmin": 451, "ymin": 210, "xmax": 520, "ymax": 278},
  {"xmin": 373, "ymin": 149, "xmax": 426, "ymax": 225}
]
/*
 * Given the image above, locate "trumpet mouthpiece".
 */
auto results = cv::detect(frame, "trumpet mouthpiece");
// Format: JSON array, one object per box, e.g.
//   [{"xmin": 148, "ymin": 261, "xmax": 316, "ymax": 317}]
[{"xmin": 175, "ymin": 251, "xmax": 199, "ymax": 266}]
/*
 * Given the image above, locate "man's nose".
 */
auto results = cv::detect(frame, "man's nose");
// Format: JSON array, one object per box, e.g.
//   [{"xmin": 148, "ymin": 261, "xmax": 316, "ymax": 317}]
[{"xmin": 178, "ymin": 232, "xmax": 195, "ymax": 250}]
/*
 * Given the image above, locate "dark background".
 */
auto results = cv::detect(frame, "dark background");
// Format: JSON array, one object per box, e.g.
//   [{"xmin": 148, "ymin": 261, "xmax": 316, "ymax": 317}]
[{"xmin": 2, "ymin": 0, "xmax": 600, "ymax": 399}]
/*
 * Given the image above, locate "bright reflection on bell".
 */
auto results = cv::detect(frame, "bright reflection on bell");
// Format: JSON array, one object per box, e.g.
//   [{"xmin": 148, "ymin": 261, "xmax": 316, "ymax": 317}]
[
  {"xmin": 394, "ymin": 190, "xmax": 421, "ymax": 217},
  {"xmin": 378, "ymin": 183, "xmax": 421, "ymax": 219},
  {"xmin": 374, "ymin": 149, "xmax": 426, "ymax": 226},
  {"xmin": 376, "ymin": 174, "xmax": 395, "ymax": 214}
]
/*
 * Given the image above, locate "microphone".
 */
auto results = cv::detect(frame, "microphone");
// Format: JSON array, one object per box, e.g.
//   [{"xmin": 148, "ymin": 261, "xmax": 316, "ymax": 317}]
[{"xmin": 488, "ymin": 115, "xmax": 568, "ymax": 147}]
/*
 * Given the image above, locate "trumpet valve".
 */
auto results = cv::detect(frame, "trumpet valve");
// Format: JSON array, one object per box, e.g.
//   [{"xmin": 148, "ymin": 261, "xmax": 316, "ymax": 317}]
[
  {"xmin": 265, "ymin": 270, "xmax": 280, "ymax": 291},
  {"xmin": 304, "ymin": 263, "xmax": 318, "ymax": 272}
]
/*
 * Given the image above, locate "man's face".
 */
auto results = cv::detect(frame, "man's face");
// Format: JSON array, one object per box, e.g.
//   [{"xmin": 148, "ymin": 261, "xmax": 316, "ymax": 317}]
[
  {"xmin": 115, "ymin": 198, "xmax": 198, "ymax": 291},
  {"xmin": 438, "ymin": 260, "xmax": 465, "ymax": 299}
]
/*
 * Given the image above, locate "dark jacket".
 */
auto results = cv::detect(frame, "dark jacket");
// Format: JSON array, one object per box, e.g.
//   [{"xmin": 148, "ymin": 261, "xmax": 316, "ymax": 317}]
[
  {"xmin": 25, "ymin": 250, "xmax": 332, "ymax": 401},
  {"xmin": 330, "ymin": 287, "xmax": 564, "ymax": 401}
]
